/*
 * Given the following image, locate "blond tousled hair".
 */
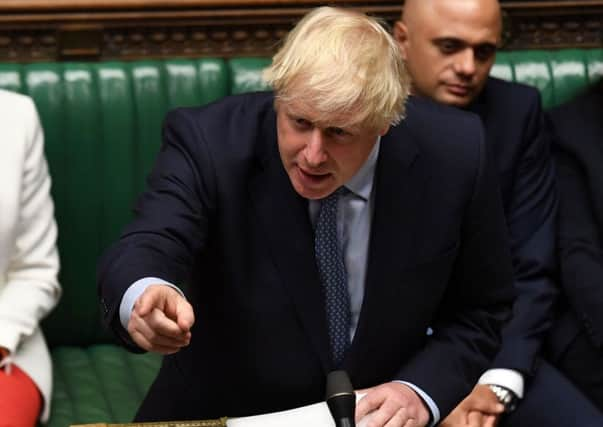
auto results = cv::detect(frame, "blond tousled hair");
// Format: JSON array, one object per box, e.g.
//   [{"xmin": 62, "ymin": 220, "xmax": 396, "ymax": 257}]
[{"xmin": 263, "ymin": 6, "xmax": 411, "ymax": 132}]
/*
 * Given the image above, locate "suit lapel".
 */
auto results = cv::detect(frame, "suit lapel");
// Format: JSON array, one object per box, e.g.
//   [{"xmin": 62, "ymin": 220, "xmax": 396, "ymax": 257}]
[
  {"xmin": 248, "ymin": 113, "xmax": 331, "ymax": 372},
  {"xmin": 346, "ymin": 121, "xmax": 431, "ymax": 370}
]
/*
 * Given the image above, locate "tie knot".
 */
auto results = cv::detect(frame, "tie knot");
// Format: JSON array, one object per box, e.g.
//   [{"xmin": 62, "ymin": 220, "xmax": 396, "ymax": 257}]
[{"xmin": 321, "ymin": 187, "xmax": 346, "ymax": 205}]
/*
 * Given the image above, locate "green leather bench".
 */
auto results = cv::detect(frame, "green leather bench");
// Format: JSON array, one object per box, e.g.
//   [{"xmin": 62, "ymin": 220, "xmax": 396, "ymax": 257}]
[{"xmin": 0, "ymin": 48, "xmax": 601, "ymax": 426}]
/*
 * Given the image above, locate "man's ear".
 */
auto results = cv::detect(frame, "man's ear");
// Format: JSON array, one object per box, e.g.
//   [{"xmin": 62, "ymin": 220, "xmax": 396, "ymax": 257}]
[{"xmin": 393, "ymin": 21, "xmax": 409, "ymax": 59}]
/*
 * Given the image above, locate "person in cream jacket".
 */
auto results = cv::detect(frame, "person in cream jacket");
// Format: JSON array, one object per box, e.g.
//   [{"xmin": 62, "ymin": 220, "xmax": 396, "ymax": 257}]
[{"xmin": 0, "ymin": 89, "xmax": 61, "ymax": 425}]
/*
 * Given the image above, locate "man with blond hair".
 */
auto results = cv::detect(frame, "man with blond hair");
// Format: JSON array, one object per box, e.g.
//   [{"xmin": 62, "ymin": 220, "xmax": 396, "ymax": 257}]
[
  {"xmin": 99, "ymin": 6, "xmax": 514, "ymax": 426},
  {"xmin": 395, "ymin": 0, "xmax": 603, "ymax": 425}
]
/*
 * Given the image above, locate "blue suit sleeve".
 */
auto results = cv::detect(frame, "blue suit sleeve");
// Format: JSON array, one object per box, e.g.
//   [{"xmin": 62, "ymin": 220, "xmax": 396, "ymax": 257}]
[
  {"xmin": 98, "ymin": 108, "xmax": 216, "ymax": 348},
  {"xmin": 492, "ymin": 93, "xmax": 558, "ymax": 376}
]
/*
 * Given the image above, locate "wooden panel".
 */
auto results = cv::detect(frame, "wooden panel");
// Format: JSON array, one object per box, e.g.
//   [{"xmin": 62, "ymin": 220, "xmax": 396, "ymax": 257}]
[
  {"xmin": 502, "ymin": 1, "xmax": 603, "ymax": 49},
  {"xmin": 0, "ymin": 1, "xmax": 601, "ymax": 62},
  {"xmin": 0, "ymin": 0, "xmax": 397, "ymax": 10}
]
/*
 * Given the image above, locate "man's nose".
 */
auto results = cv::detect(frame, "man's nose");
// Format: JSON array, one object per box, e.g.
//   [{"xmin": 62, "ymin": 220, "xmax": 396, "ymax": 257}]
[
  {"xmin": 454, "ymin": 49, "xmax": 477, "ymax": 78},
  {"xmin": 304, "ymin": 129, "xmax": 328, "ymax": 167}
]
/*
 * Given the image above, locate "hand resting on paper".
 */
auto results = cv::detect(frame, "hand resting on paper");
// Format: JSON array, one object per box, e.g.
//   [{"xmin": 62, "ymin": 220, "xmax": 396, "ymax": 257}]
[
  {"xmin": 225, "ymin": 391, "xmax": 425, "ymax": 427},
  {"xmin": 356, "ymin": 382, "xmax": 430, "ymax": 427}
]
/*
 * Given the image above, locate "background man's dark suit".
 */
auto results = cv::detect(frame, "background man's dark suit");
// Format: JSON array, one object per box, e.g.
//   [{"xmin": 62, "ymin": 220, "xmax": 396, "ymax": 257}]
[
  {"xmin": 467, "ymin": 77, "xmax": 558, "ymax": 376},
  {"xmin": 98, "ymin": 92, "xmax": 514, "ymax": 421},
  {"xmin": 467, "ymin": 77, "xmax": 603, "ymax": 425},
  {"xmin": 549, "ymin": 81, "xmax": 603, "ymax": 412}
]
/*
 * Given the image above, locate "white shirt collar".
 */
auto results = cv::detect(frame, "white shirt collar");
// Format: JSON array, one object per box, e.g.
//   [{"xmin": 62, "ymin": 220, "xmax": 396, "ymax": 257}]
[{"xmin": 344, "ymin": 137, "xmax": 380, "ymax": 201}]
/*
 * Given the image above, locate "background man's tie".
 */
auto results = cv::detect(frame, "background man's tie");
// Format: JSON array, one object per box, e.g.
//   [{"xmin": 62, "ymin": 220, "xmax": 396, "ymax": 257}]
[{"xmin": 314, "ymin": 187, "xmax": 351, "ymax": 368}]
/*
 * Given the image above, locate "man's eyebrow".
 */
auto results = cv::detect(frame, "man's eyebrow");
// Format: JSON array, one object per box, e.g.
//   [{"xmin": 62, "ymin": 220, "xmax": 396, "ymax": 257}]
[
  {"xmin": 432, "ymin": 37, "xmax": 465, "ymax": 44},
  {"xmin": 432, "ymin": 38, "xmax": 497, "ymax": 50},
  {"xmin": 285, "ymin": 107, "xmax": 308, "ymax": 117},
  {"xmin": 285, "ymin": 110, "xmax": 304, "ymax": 119},
  {"xmin": 286, "ymin": 111, "xmax": 315, "ymax": 124},
  {"xmin": 475, "ymin": 42, "xmax": 498, "ymax": 49}
]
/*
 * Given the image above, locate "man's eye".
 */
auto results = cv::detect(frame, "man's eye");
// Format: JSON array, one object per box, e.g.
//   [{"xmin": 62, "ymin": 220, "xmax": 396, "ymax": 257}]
[
  {"xmin": 437, "ymin": 40, "xmax": 461, "ymax": 54},
  {"xmin": 475, "ymin": 45, "xmax": 496, "ymax": 62},
  {"xmin": 294, "ymin": 118, "xmax": 311, "ymax": 128},
  {"xmin": 325, "ymin": 127, "xmax": 349, "ymax": 139}
]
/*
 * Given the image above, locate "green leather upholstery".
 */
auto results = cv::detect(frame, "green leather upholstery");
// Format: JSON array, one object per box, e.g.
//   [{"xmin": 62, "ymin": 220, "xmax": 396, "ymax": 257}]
[
  {"xmin": 0, "ymin": 57, "xmax": 270, "ymax": 426},
  {"xmin": 492, "ymin": 49, "xmax": 603, "ymax": 109},
  {"xmin": 0, "ymin": 50, "xmax": 600, "ymax": 425},
  {"xmin": 49, "ymin": 345, "xmax": 159, "ymax": 426}
]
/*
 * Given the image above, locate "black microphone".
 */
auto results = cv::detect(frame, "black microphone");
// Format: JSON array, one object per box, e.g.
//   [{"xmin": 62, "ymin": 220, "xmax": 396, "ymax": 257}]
[{"xmin": 326, "ymin": 370, "xmax": 356, "ymax": 427}]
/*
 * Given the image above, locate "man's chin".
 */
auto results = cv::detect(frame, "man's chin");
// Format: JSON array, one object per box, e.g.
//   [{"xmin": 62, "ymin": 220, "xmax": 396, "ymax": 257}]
[
  {"xmin": 441, "ymin": 92, "xmax": 473, "ymax": 107},
  {"xmin": 295, "ymin": 186, "xmax": 336, "ymax": 200},
  {"xmin": 291, "ymin": 180, "xmax": 337, "ymax": 200},
  {"xmin": 438, "ymin": 86, "xmax": 478, "ymax": 107}
]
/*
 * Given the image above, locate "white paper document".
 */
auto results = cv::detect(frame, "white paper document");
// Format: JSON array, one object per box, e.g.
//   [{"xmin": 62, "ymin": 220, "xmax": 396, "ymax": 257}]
[{"xmin": 227, "ymin": 394, "xmax": 372, "ymax": 427}]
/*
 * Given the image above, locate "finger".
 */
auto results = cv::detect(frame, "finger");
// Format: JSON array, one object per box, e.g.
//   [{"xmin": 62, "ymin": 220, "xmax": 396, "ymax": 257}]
[
  {"xmin": 363, "ymin": 398, "xmax": 400, "ymax": 427},
  {"xmin": 467, "ymin": 410, "xmax": 483, "ymax": 427},
  {"xmin": 356, "ymin": 389, "xmax": 384, "ymax": 420},
  {"xmin": 141, "ymin": 307, "xmax": 191, "ymax": 339},
  {"xmin": 175, "ymin": 298, "xmax": 195, "ymax": 331},
  {"xmin": 135, "ymin": 285, "xmax": 172, "ymax": 317},
  {"xmin": 471, "ymin": 399, "xmax": 504, "ymax": 415},
  {"xmin": 131, "ymin": 311, "xmax": 191, "ymax": 348},
  {"xmin": 463, "ymin": 409, "xmax": 471, "ymax": 426},
  {"xmin": 473, "ymin": 402, "xmax": 505, "ymax": 415},
  {"xmin": 128, "ymin": 310, "xmax": 191, "ymax": 355},
  {"xmin": 384, "ymin": 408, "xmax": 408, "ymax": 427},
  {"xmin": 483, "ymin": 414, "xmax": 499, "ymax": 427},
  {"xmin": 154, "ymin": 288, "xmax": 195, "ymax": 333},
  {"xmin": 356, "ymin": 387, "xmax": 375, "ymax": 395},
  {"xmin": 130, "ymin": 330, "xmax": 182, "ymax": 354}
]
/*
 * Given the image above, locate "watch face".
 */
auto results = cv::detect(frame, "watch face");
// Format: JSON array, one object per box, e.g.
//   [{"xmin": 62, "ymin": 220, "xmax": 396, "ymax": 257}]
[{"xmin": 505, "ymin": 392, "xmax": 518, "ymax": 413}]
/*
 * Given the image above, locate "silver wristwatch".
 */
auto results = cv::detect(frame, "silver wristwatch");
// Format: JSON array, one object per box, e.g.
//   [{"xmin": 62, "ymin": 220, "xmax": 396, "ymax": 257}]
[{"xmin": 488, "ymin": 384, "xmax": 518, "ymax": 413}]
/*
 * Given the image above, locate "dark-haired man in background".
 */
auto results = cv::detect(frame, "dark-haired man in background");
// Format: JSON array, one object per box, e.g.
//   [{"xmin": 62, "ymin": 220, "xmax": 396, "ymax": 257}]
[{"xmin": 394, "ymin": 0, "xmax": 603, "ymax": 425}]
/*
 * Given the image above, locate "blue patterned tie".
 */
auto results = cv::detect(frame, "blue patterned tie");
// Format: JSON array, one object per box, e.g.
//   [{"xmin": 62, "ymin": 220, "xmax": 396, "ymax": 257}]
[{"xmin": 314, "ymin": 187, "xmax": 350, "ymax": 368}]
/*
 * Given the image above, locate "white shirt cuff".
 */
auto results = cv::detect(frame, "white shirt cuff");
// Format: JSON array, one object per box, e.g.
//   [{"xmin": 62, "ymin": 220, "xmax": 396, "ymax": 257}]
[
  {"xmin": 118, "ymin": 277, "xmax": 184, "ymax": 329},
  {"xmin": 394, "ymin": 381, "xmax": 440, "ymax": 427},
  {"xmin": 478, "ymin": 369, "xmax": 524, "ymax": 398}
]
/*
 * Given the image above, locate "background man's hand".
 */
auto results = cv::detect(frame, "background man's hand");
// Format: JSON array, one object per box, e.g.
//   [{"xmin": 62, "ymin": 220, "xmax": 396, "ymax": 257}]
[
  {"xmin": 356, "ymin": 382, "xmax": 430, "ymax": 427},
  {"xmin": 127, "ymin": 284, "xmax": 195, "ymax": 354},
  {"xmin": 439, "ymin": 384, "xmax": 504, "ymax": 427}
]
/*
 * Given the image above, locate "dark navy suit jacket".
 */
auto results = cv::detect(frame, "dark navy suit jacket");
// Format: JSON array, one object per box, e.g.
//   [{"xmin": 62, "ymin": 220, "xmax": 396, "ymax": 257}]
[
  {"xmin": 549, "ymin": 83, "xmax": 603, "ymax": 358},
  {"xmin": 98, "ymin": 92, "xmax": 514, "ymax": 421},
  {"xmin": 467, "ymin": 77, "xmax": 558, "ymax": 377}
]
